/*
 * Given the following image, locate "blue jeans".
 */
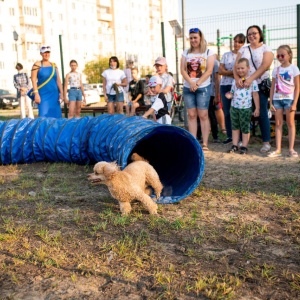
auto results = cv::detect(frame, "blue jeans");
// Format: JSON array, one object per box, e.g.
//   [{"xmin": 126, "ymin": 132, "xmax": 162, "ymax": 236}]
[
  {"xmin": 220, "ymin": 85, "xmax": 232, "ymax": 139},
  {"xmin": 68, "ymin": 89, "xmax": 82, "ymax": 101},
  {"xmin": 258, "ymin": 90, "xmax": 270, "ymax": 142},
  {"xmin": 107, "ymin": 92, "xmax": 124, "ymax": 102},
  {"xmin": 273, "ymin": 99, "xmax": 293, "ymax": 110},
  {"xmin": 183, "ymin": 85, "xmax": 211, "ymax": 110}
]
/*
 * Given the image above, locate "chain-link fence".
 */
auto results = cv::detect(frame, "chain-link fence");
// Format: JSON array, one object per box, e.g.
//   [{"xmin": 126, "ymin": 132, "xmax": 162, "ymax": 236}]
[{"xmin": 183, "ymin": 5, "xmax": 298, "ymax": 64}]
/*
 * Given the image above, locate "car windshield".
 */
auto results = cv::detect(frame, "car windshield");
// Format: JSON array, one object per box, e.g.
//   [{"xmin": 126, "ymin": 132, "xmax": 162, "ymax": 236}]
[{"xmin": 0, "ymin": 89, "xmax": 11, "ymax": 95}]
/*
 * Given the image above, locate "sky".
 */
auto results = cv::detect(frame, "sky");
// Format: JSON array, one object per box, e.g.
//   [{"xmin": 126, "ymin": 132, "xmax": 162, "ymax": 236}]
[{"xmin": 180, "ymin": 0, "xmax": 300, "ymax": 19}]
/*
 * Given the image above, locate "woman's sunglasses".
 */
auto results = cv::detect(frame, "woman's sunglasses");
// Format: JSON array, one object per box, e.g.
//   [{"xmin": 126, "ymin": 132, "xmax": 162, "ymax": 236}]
[
  {"xmin": 189, "ymin": 28, "xmax": 200, "ymax": 34},
  {"xmin": 276, "ymin": 54, "xmax": 286, "ymax": 59},
  {"xmin": 41, "ymin": 46, "xmax": 51, "ymax": 51}
]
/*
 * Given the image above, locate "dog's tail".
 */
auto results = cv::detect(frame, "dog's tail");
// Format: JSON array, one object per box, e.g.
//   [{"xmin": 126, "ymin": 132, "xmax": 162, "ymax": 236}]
[{"xmin": 131, "ymin": 153, "xmax": 149, "ymax": 163}]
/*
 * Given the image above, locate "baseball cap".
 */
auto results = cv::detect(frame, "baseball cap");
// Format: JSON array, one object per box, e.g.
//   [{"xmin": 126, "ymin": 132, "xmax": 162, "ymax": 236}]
[
  {"xmin": 148, "ymin": 76, "xmax": 162, "ymax": 87},
  {"xmin": 40, "ymin": 45, "xmax": 51, "ymax": 53},
  {"xmin": 153, "ymin": 57, "xmax": 167, "ymax": 66}
]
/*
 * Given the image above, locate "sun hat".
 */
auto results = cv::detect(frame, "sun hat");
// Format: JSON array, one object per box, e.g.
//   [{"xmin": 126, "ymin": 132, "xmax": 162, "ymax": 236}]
[
  {"xmin": 40, "ymin": 45, "xmax": 51, "ymax": 53},
  {"xmin": 148, "ymin": 76, "xmax": 162, "ymax": 87},
  {"xmin": 153, "ymin": 57, "xmax": 167, "ymax": 66}
]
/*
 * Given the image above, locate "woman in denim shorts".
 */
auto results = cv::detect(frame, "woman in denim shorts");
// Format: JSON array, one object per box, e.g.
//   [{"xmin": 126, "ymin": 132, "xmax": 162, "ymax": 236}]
[
  {"xmin": 102, "ymin": 56, "xmax": 127, "ymax": 114},
  {"xmin": 64, "ymin": 60, "xmax": 85, "ymax": 118},
  {"xmin": 180, "ymin": 28, "xmax": 215, "ymax": 151}
]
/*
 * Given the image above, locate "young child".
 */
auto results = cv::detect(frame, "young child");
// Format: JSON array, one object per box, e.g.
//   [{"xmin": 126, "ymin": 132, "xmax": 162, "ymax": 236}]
[
  {"xmin": 64, "ymin": 60, "xmax": 86, "ymax": 118},
  {"xmin": 268, "ymin": 45, "xmax": 299, "ymax": 158},
  {"xmin": 142, "ymin": 76, "xmax": 171, "ymax": 124},
  {"xmin": 226, "ymin": 58, "xmax": 260, "ymax": 154},
  {"xmin": 129, "ymin": 67, "xmax": 144, "ymax": 116}
]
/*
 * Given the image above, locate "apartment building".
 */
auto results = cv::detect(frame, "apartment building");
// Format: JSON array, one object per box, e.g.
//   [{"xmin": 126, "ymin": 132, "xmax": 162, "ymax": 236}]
[{"xmin": 0, "ymin": 0, "xmax": 179, "ymax": 90}]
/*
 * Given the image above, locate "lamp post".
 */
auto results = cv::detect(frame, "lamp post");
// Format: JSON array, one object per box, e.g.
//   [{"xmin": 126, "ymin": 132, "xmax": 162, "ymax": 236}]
[
  {"xmin": 13, "ymin": 30, "xmax": 19, "ymax": 62},
  {"xmin": 169, "ymin": 20, "xmax": 182, "ymax": 92}
]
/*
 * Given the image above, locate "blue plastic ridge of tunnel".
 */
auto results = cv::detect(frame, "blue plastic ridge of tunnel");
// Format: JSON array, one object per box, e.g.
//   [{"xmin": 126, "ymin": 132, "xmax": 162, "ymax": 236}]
[{"xmin": 0, "ymin": 115, "xmax": 204, "ymax": 204}]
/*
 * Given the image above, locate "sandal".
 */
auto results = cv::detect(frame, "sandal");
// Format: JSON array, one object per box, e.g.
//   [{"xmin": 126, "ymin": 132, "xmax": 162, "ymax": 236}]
[
  {"xmin": 202, "ymin": 145, "xmax": 209, "ymax": 151},
  {"xmin": 239, "ymin": 146, "xmax": 248, "ymax": 155},
  {"xmin": 227, "ymin": 145, "xmax": 238, "ymax": 153},
  {"xmin": 260, "ymin": 144, "xmax": 271, "ymax": 153},
  {"xmin": 221, "ymin": 129, "xmax": 227, "ymax": 134},
  {"xmin": 268, "ymin": 151, "xmax": 282, "ymax": 158},
  {"xmin": 287, "ymin": 150, "xmax": 298, "ymax": 158}
]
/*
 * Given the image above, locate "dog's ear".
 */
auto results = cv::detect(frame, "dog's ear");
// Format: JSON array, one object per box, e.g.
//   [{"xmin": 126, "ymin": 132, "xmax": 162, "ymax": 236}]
[{"xmin": 103, "ymin": 162, "xmax": 119, "ymax": 178}]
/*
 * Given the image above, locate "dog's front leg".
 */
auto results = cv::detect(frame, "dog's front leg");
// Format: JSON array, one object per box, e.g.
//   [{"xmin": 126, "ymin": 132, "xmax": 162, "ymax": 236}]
[
  {"xmin": 138, "ymin": 193, "xmax": 158, "ymax": 215},
  {"xmin": 119, "ymin": 201, "xmax": 132, "ymax": 215}
]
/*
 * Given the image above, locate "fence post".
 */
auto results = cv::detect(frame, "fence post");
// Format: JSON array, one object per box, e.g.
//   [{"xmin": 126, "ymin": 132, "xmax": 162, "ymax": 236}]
[
  {"xmin": 217, "ymin": 29, "xmax": 220, "ymax": 58},
  {"xmin": 229, "ymin": 34, "xmax": 233, "ymax": 52},
  {"xmin": 297, "ymin": 5, "xmax": 300, "ymax": 112},
  {"xmin": 161, "ymin": 22, "xmax": 166, "ymax": 58}
]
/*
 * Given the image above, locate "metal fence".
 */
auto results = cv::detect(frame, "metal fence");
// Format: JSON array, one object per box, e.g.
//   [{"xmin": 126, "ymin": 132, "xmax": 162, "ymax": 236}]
[{"xmin": 182, "ymin": 5, "xmax": 298, "ymax": 64}]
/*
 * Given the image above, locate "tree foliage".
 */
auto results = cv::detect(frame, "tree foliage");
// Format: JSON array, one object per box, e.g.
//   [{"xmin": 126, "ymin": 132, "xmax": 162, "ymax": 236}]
[{"xmin": 83, "ymin": 56, "xmax": 124, "ymax": 84}]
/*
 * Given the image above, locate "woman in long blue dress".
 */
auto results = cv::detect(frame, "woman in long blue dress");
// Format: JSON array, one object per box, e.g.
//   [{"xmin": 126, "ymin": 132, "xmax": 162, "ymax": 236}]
[{"xmin": 31, "ymin": 45, "xmax": 64, "ymax": 118}]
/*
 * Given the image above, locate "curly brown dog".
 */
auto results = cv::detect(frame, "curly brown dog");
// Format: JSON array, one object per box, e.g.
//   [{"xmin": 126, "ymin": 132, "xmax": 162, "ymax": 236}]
[{"xmin": 88, "ymin": 153, "xmax": 163, "ymax": 215}]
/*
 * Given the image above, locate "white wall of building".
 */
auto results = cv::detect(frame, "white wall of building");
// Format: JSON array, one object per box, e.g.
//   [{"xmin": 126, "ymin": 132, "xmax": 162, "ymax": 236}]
[{"xmin": 0, "ymin": 0, "xmax": 179, "ymax": 90}]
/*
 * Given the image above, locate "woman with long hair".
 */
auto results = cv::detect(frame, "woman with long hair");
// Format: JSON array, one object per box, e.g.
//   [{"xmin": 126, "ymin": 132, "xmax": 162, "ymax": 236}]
[{"xmin": 180, "ymin": 28, "xmax": 214, "ymax": 151}]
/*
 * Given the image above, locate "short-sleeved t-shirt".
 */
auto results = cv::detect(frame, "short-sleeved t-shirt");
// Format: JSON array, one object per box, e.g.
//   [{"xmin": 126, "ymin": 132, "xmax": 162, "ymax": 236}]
[
  {"xmin": 272, "ymin": 65, "xmax": 300, "ymax": 100},
  {"xmin": 220, "ymin": 51, "xmax": 237, "ymax": 86},
  {"xmin": 151, "ymin": 94, "xmax": 171, "ymax": 124},
  {"xmin": 182, "ymin": 48, "xmax": 215, "ymax": 88},
  {"xmin": 129, "ymin": 79, "xmax": 144, "ymax": 101},
  {"xmin": 101, "ymin": 68, "xmax": 126, "ymax": 95},
  {"xmin": 230, "ymin": 79, "xmax": 259, "ymax": 109},
  {"xmin": 239, "ymin": 44, "xmax": 273, "ymax": 84}
]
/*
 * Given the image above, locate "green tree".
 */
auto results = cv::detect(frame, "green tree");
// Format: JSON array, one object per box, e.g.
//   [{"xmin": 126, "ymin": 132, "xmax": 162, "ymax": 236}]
[{"xmin": 83, "ymin": 56, "xmax": 125, "ymax": 84}]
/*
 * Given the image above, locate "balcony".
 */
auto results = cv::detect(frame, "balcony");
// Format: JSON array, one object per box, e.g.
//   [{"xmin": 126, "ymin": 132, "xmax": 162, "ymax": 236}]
[
  {"xmin": 19, "ymin": 15, "xmax": 41, "ymax": 27},
  {"xmin": 150, "ymin": 0, "xmax": 161, "ymax": 7},
  {"xmin": 99, "ymin": 0, "xmax": 111, "ymax": 7},
  {"xmin": 97, "ymin": 12, "xmax": 112, "ymax": 21}
]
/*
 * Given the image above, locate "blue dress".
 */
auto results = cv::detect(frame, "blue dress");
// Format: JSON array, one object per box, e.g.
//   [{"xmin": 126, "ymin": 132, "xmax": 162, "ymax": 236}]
[{"xmin": 38, "ymin": 64, "xmax": 62, "ymax": 118}]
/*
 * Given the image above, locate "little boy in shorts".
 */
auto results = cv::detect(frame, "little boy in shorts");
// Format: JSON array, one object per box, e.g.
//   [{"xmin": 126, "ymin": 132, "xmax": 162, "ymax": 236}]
[
  {"xmin": 142, "ymin": 76, "xmax": 171, "ymax": 124},
  {"xmin": 226, "ymin": 58, "xmax": 260, "ymax": 154}
]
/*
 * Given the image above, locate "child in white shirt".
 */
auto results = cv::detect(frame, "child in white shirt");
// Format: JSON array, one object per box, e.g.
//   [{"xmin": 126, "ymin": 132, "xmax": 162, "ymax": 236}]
[
  {"xmin": 226, "ymin": 58, "xmax": 260, "ymax": 154},
  {"xmin": 142, "ymin": 76, "xmax": 171, "ymax": 124},
  {"xmin": 268, "ymin": 45, "xmax": 300, "ymax": 158}
]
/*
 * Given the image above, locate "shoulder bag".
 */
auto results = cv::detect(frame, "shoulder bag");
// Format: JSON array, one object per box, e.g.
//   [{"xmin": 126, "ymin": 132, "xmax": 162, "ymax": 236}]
[
  {"xmin": 27, "ymin": 63, "xmax": 56, "ymax": 101},
  {"xmin": 248, "ymin": 46, "xmax": 271, "ymax": 97}
]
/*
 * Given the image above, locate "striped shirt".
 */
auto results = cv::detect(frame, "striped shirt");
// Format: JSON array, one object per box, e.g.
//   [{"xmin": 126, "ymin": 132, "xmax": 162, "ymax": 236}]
[{"xmin": 13, "ymin": 72, "xmax": 30, "ymax": 98}]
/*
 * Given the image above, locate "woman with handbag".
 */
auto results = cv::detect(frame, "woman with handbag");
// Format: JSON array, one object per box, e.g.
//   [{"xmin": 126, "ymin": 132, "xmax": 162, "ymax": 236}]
[
  {"xmin": 234, "ymin": 25, "xmax": 274, "ymax": 153},
  {"xmin": 30, "ymin": 45, "xmax": 64, "ymax": 118}
]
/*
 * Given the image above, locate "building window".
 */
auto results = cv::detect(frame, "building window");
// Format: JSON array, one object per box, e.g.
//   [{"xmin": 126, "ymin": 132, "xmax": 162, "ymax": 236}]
[
  {"xmin": 9, "ymin": 8, "xmax": 15, "ymax": 15},
  {"xmin": 74, "ymin": 33, "xmax": 77, "ymax": 39},
  {"xmin": 0, "ymin": 25, "xmax": 2, "ymax": 32},
  {"xmin": 0, "ymin": 62, "xmax": 5, "ymax": 69},
  {"xmin": 59, "ymin": 14, "xmax": 63, "ymax": 21},
  {"xmin": 0, "ymin": 43, "xmax": 3, "ymax": 51},
  {"xmin": 47, "ymin": 12, "xmax": 52, "ymax": 19},
  {"xmin": 12, "ymin": 44, "xmax": 17, "ymax": 51},
  {"xmin": 72, "ymin": 3, "xmax": 75, "ymax": 9}
]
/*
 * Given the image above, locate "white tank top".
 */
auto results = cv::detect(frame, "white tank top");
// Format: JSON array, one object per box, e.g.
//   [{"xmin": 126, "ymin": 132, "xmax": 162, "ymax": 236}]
[{"xmin": 68, "ymin": 72, "xmax": 81, "ymax": 88}]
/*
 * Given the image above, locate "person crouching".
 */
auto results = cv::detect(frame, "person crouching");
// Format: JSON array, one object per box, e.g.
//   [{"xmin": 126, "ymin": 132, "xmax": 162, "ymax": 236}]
[{"xmin": 142, "ymin": 76, "xmax": 171, "ymax": 124}]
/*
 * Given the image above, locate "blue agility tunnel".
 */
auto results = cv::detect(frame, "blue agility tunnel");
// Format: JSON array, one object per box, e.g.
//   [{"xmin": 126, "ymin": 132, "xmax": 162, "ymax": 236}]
[{"xmin": 0, "ymin": 115, "xmax": 204, "ymax": 204}]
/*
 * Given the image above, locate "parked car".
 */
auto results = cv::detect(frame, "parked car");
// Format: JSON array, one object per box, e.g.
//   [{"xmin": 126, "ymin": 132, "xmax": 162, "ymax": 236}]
[
  {"xmin": 88, "ymin": 83, "xmax": 104, "ymax": 96},
  {"xmin": 0, "ymin": 89, "xmax": 19, "ymax": 109},
  {"xmin": 84, "ymin": 87, "xmax": 100, "ymax": 106}
]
